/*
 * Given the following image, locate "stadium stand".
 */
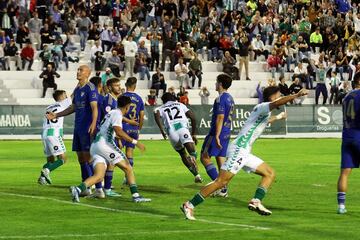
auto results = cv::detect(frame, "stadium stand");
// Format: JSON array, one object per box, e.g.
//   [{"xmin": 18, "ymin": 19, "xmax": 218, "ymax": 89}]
[{"xmin": 0, "ymin": 0, "xmax": 358, "ymax": 106}]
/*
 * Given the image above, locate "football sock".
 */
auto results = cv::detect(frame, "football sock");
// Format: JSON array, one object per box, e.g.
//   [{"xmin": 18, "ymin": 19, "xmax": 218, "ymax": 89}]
[
  {"xmin": 77, "ymin": 182, "xmax": 87, "ymax": 192},
  {"xmin": 337, "ymin": 192, "xmax": 346, "ymax": 208},
  {"xmin": 189, "ymin": 193, "xmax": 205, "ymax": 207},
  {"xmin": 129, "ymin": 184, "xmax": 139, "ymax": 197},
  {"xmin": 42, "ymin": 162, "xmax": 50, "ymax": 169},
  {"xmin": 89, "ymin": 164, "xmax": 103, "ymax": 189},
  {"xmin": 254, "ymin": 186, "xmax": 267, "ymax": 201},
  {"xmin": 128, "ymin": 158, "xmax": 134, "ymax": 167},
  {"xmin": 205, "ymin": 163, "xmax": 218, "ymax": 180},
  {"xmin": 104, "ymin": 170, "xmax": 113, "ymax": 190},
  {"xmin": 80, "ymin": 163, "xmax": 90, "ymax": 181},
  {"xmin": 47, "ymin": 159, "xmax": 64, "ymax": 172}
]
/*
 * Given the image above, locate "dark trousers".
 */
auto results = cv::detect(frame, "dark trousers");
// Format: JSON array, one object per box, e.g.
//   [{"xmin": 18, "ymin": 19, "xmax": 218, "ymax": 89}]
[
  {"xmin": 151, "ymin": 82, "xmax": 167, "ymax": 97},
  {"xmin": 22, "ymin": 58, "xmax": 33, "ymax": 70},
  {"xmin": 102, "ymin": 40, "xmax": 112, "ymax": 52},
  {"xmin": 315, "ymin": 83, "xmax": 328, "ymax": 105},
  {"xmin": 329, "ymin": 86, "xmax": 339, "ymax": 105},
  {"xmin": 151, "ymin": 52, "xmax": 160, "ymax": 71},
  {"xmin": 42, "ymin": 81, "xmax": 57, "ymax": 98},
  {"xmin": 188, "ymin": 70, "xmax": 203, "ymax": 88},
  {"xmin": 109, "ymin": 64, "xmax": 121, "ymax": 77},
  {"xmin": 161, "ymin": 49, "xmax": 174, "ymax": 71},
  {"xmin": 253, "ymin": 49, "xmax": 269, "ymax": 60}
]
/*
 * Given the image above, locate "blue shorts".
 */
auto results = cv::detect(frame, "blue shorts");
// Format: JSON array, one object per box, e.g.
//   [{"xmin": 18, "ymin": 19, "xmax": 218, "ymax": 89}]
[
  {"xmin": 72, "ymin": 129, "xmax": 92, "ymax": 152},
  {"xmin": 341, "ymin": 139, "xmax": 360, "ymax": 169},
  {"xmin": 201, "ymin": 133, "xmax": 230, "ymax": 158},
  {"xmin": 122, "ymin": 129, "xmax": 139, "ymax": 149}
]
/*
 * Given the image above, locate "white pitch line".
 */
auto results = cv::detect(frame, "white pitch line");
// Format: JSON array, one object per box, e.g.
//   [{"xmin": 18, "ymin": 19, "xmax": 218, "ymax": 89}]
[
  {"xmin": 0, "ymin": 229, "xmax": 235, "ymax": 239},
  {"xmin": 0, "ymin": 192, "xmax": 270, "ymax": 230}
]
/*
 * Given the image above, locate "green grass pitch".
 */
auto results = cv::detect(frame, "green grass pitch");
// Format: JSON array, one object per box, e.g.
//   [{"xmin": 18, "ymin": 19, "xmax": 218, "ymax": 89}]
[{"xmin": 0, "ymin": 138, "xmax": 359, "ymax": 239}]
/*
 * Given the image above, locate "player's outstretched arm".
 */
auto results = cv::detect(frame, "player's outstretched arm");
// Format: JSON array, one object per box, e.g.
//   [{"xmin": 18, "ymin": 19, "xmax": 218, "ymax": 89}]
[
  {"xmin": 123, "ymin": 117, "xmax": 139, "ymax": 126},
  {"xmin": 269, "ymin": 89, "xmax": 308, "ymax": 111},
  {"xmin": 154, "ymin": 110, "xmax": 167, "ymax": 140},
  {"xmin": 113, "ymin": 126, "xmax": 145, "ymax": 152},
  {"xmin": 268, "ymin": 112, "xmax": 287, "ymax": 124},
  {"xmin": 185, "ymin": 110, "xmax": 198, "ymax": 145},
  {"xmin": 46, "ymin": 104, "xmax": 75, "ymax": 120}
]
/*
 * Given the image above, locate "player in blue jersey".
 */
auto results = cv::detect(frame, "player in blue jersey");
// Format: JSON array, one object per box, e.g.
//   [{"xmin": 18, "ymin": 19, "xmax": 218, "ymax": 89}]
[
  {"xmin": 69, "ymin": 95, "xmax": 151, "ymax": 203},
  {"xmin": 47, "ymin": 65, "xmax": 100, "ymax": 197},
  {"xmin": 90, "ymin": 76, "xmax": 105, "ymax": 125},
  {"xmin": 122, "ymin": 77, "xmax": 145, "ymax": 169},
  {"xmin": 337, "ymin": 72, "xmax": 360, "ymax": 214},
  {"xmin": 200, "ymin": 74, "xmax": 234, "ymax": 197},
  {"xmin": 102, "ymin": 77, "xmax": 122, "ymax": 197}
]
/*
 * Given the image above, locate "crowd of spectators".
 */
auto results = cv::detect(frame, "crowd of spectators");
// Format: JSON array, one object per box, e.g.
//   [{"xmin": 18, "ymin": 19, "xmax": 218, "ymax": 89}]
[{"xmin": 0, "ymin": 0, "xmax": 359, "ymax": 105}]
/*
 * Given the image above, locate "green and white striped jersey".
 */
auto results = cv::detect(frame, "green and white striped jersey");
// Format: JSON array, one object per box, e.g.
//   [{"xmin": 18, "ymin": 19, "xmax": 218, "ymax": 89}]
[
  {"xmin": 97, "ymin": 109, "xmax": 123, "ymax": 143},
  {"xmin": 42, "ymin": 98, "xmax": 72, "ymax": 136},
  {"xmin": 233, "ymin": 102, "xmax": 271, "ymax": 152}
]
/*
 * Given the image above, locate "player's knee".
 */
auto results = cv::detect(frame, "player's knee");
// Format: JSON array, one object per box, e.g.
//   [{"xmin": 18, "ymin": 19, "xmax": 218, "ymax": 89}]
[{"xmin": 266, "ymin": 167, "xmax": 276, "ymax": 181}]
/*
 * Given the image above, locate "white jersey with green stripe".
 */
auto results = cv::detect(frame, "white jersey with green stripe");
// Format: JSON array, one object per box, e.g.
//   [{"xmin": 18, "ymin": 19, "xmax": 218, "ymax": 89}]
[
  {"xmin": 42, "ymin": 98, "xmax": 72, "ymax": 136},
  {"xmin": 155, "ymin": 101, "xmax": 189, "ymax": 132},
  {"xmin": 97, "ymin": 109, "xmax": 123, "ymax": 143},
  {"xmin": 232, "ymin": 102, "xmax": 271, "ymax": 153}
]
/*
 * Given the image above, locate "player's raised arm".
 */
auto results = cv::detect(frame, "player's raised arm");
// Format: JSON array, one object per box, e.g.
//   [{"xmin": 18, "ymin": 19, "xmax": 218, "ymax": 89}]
[
  {"xmin": 185, "ymin": 110, "xmax": 198, "ymax": 145},
  {"xmin": 154, "ymin": 110, "xmax": 167, "ymax": 140},
  {"xmin": 268, "ymin": 112, "xmax": 287, "ymax": 124},
  {"xmin": 113, "ymin": 126, "xmax": 145, "ymax": 152},
  {"xmin": 123, "ymin": 117, "xmax": 139, "ymax": 126},
  {"xmin": 46, "ymin": 104, "xmax": 75, "ymax": 120},
  {"xmin": 269, "ymin": 88, "xmax": 308, "ymax": 111}
]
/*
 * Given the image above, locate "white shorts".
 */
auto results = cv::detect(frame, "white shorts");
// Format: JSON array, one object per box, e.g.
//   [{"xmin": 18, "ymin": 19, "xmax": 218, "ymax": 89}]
[
  {"xmin": 42, "ymin": 135, "xmax": 66, "ymax": 157},
  {"xmin": 90, "ymin": 138, "xmax": 126, "ymax": 168},
  {"xmin": 221, "ymin": 143, "xmax": 264, "ymax": 174},
  {"xmin": 168, "ymin": 127, "xmax": 194, "ymax": 151}
]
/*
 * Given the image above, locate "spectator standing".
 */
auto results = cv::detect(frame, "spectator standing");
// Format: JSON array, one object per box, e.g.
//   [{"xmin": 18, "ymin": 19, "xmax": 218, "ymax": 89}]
[
  {"xmin": 100, "ymin": 24, "xmax": 113, "ymax": 51},
  {"xmin": 238, "ymin": 35, "xmax": 251, "ymax": 80},
  {"xmin": 28, "ymin": 12, "xmax": 42, "ymax": 50},
  {"xmin": 39, "ymin": 64, "xmax": 60, "ymax": 98},
  {"xmin": 16, "ymin": 23, "xmax": 29, "ymax": 48},
  {"xmin": 123, "ymin": 35, "xmax": 137, "ymax": 77},
  {"xmin": 77, "ymin": 11, "xmax": 92, "ymax": 51},
  {"xmin": 311, "ymin": 60, "xmax": 333, "ymax": 105},
  {"xmin": 329, "ymin": 71, "xmax": 340, "ymax": 105},
  {"xmin": 150, "ymin": 33, "xmax": 160, "ymax": 71},
  {"xmin": 137, "ymin": 53, "xmax": 151, "ymax": 80},
  {"xmin": 40, "ymin": 23, "xmax": 55, "ymax": 50}
]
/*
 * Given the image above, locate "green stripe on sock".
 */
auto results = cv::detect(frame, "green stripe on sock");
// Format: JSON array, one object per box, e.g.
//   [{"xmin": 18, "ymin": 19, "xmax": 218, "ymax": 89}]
[
  {"xmin": 129, "ymin": 184, "xmax": 138, "ymax": 194},
  {"xmin": 47, "ymin": 159, "xmax": 64, "ymax": 172},
  {"xmin": 77, "ymin": 182, "xmax": 87, "ymax": 192},
  {"xmin": 254, "ymin": 186, "xmax": 267, "ymax": 201},
  {"xmin": 190, "ymin": 193, "xmax": 205, "ymax": 207}
]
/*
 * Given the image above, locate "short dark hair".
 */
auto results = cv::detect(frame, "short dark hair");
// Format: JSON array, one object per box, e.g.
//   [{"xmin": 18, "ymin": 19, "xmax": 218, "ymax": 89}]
[
  {"xmin": 106, "ymin": 77, "xmax": 120, "ymax": 87},
  {"xmin": 161, "ymin": 92, "xmax": 177, "ymax": 104},
  {"xmin": 353, "ymin": 72, "xmax": 360, "ymax": 89},
  {"xmin": 263, "ymin": 86, "xmax": 280, "ymax": 102},
  {"xmin": 125, "ymin": 77, "xmax": 137, "ymax": 88},
  {"xmin": 217, "ymin": 74, "xmax": 232, "ymax": 89},
  {"xmin": 117, "ymin": 95, "xmax": 132, "ymax": 108},
  {"xmin": 89, "ymin": 76, "xmax": 102, "ymax": 87},
  {"xmin": 53, "ymin": 90, "xmax": 66, "ymax": 101}
]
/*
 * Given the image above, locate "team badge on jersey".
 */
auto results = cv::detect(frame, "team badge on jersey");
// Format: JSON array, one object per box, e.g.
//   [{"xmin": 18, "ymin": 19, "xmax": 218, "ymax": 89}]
[
  {"xmin": 81, "ymin": 92, "xmax": 85, "ymax": 97},
  {"xmin": 105, "ymin": 106, "xmax": 111, "ymax": 113},
  {"xmin": 109, "ymin": 153, "xmax": 115, "ymax": 159},
  {"xmin": 184, "ymin": 134, "xmax": 189, "ymax": 139},
  {"xmin": 53, "ymin": 146, "xmax": 59, "ymax": 150}
]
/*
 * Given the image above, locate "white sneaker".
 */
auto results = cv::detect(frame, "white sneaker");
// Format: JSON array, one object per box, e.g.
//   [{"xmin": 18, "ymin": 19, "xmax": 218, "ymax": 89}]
[
  {"xmin": 211, "ymin": 187, "xmax": 228, "ymax": 198},
  {"xmin": 69, "ymin": 186, "xmax": 80, "ymax": 203},
  {"xmin": 133, "ymin": 196, "xmax": 152, "ymax": 203},
  {"xmin": 41, "ymin": 168, "xmax": 52, "ymax": 184},
  {"xmin": 79, "ymin": 188, "xmax": 92, "ymax": 197},
  {"xmin": 37, "ymin": 176, "xmax": 48, "ymax": 185},
  {"xmin": 88, "ymin": 188, "xmax": 105, "ymax": 199},
  {"xmin": 194, "ymin": 175, "xmax": 203, "ymax": 183},
  {"xmin": 180, "ymin": 202, "xmax": 196, "ymax": 220},
  {"xmin": 248, "ymin": 198, "xmax": 272, "ymax": 216}
]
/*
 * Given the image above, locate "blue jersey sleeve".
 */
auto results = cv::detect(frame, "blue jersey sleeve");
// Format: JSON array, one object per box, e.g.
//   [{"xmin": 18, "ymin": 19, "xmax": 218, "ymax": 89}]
[
  {"xmin": 87, "ymin": 84, "xmax": 98, "ymax": 104},
  {"xmin": 217, "ymin": 95, "xmax": 226, "ymax": 115},
  {"xmin": 138, "ymin": 96, "xmax": 145, "ymax": 112}
]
